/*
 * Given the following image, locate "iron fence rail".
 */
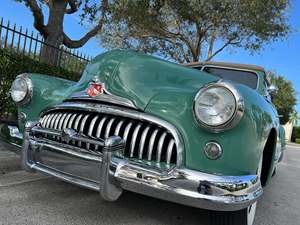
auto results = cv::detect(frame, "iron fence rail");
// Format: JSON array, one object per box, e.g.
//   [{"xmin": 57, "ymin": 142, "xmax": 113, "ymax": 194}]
[{"xmin": 0, "ymin": 18, "xmax": 92, "ymax": 74}]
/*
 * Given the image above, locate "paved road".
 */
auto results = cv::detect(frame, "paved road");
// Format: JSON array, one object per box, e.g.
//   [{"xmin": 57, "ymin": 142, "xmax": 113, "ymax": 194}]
[{"xmin": 0, "ymin": 143, "xmax": 300, "ymax": 225}]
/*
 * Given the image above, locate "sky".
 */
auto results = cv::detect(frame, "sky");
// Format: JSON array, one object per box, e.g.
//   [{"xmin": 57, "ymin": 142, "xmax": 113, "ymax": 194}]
[{"xmin": 0, "ymin": 0, "xmax": 300, "ymax": 118}]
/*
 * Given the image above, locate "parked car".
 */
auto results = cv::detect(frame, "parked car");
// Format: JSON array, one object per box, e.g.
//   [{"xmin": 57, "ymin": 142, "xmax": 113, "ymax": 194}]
[{"xmin": 1, "ymin": 50, "xmax": 285, "ymax": 225}]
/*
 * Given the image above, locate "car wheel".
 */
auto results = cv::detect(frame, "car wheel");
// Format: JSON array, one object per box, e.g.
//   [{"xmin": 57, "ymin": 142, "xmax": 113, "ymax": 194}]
[{"xmin": 210, "ymin": 156, "xmax": 263, "ymax": 225}]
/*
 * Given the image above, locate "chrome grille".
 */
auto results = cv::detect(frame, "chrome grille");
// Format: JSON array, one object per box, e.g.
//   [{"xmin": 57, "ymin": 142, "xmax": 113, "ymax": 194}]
[{"xmin": 39, "ymin": 109, "xmax": 178, "ymax": 166}]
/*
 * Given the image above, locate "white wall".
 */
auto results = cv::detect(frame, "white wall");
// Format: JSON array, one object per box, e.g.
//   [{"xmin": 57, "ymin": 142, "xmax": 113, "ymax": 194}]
[{"xmin": 283, "ymin": 122, "xmax": 293, "ymax": 142}]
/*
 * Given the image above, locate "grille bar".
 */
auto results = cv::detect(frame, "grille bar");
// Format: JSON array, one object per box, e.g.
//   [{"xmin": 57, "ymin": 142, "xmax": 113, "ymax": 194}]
[{"xmin": 39, "ymin": 108, "xmax": 178, "ymax": 167}]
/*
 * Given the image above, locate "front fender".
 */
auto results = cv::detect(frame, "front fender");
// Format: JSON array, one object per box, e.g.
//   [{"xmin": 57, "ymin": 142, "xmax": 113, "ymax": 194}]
[
  {"xmin": 18, "ymin": 74, "xmax": 78, "ymax": 132},
  {"xmin": 145, "ymin": 84, "xmax": 279, "ymax": 176}
]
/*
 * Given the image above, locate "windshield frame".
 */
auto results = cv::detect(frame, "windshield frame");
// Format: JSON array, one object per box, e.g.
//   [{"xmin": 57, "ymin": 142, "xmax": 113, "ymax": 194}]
[{"xmin": 200, "ymin": 65, "xmax": 260, "ymax": 90}]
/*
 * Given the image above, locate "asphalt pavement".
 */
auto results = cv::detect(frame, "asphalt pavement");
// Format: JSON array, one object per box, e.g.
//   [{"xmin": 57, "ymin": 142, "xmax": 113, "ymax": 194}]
[{"xmin": 0, "ymin": 142, "xmax": 300, "ymax": 225}]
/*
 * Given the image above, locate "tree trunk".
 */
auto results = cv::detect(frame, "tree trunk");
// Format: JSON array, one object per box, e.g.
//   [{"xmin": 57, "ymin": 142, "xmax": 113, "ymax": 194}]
[
  {"xmin": 40, "ymin": 0, "xmax": 67, "ymax": 66},
  {"xmin": 207, "ymin": 30, "xmax": 217, "ymax": 61}
]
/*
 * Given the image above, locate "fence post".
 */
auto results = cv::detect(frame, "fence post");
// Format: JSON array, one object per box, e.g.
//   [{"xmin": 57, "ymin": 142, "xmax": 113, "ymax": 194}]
[
  {"xmin": 4, "ymin": 20, "xmax": 9, "ymax": 49},
  {"xmin": 0, "ymin": 18, "xmax": 3, "ymax": 48},
  {"xmin": 10, "ymin": 23, "xmax": 16, "ymax": 50}
]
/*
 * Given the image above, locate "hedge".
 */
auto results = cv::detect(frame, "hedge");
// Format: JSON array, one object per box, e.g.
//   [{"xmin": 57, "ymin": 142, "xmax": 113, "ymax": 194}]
[
  {"xmin": 0, "ymin": 48, "xmax": 82, "ymax": 121},
  {"xmin": 291, "ymin": 126, "xmax": 300, "ymax": 143}
]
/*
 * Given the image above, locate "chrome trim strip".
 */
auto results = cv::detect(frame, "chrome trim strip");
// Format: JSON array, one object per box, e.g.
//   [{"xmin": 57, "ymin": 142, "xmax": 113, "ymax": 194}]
[
  {"xmin": 40, "ymin": 102, "xmax": 184, "ymax": 167},
  {"xmin": 157, "ymin": 132, "xmax": 167, "ymax": 163},
  {"xmin": 87, "ymin": 116, "xmax": 99, "ymax": 150},
  {"xmin": 166, "ymin": 139, "xmax": 175, "ymax": 165},
  {"xmin": 69, "ymin": 90, "xmax": 137, "ymax": 109},
  {"xmin": 39, "ymin": 116, "xmax": 46, "ymax": 126},
  {"xmin": 139, "ymin": 126, "xmax": 150, "ymax": 159},
  {"xmin": 78, "ymin": 114, "xmax": 90, "ymax": 147},
  {"xmin": 114, "ymin": 120, "xmax": 124, "ymax": 136},
  {"xmin": 105, "ymin": 118, "xmax": 116, "ymax": 138},
  {"xmin": 130, "ymin": 123, "xmax": 142, "ymax": 157},
  {"xmin": 7, "ymin": 125, "xmax": 23, "ymax": 139},
  {"xmin": 49, "ymin": 113, "xmax": 59, "ymax": 139},
  {"xmin": 50, "ymin": 113, "xmax": 59, "ymax": 129},
  {"xmin": 123, "ymin": 122, "xmax": 133, "ymax": 147},
  {"xmin": 37, "ymin": 141, "xmax": 102, "ymax": 162},
  {"xmin": 57, "ymin": 113, "xmax": 68, "ymax": 140},
  {"xmin": 58, "ymin": 113, "xmax": 68, "ymax": 131},
  {"xmin": 0, "ymin": 125, "xmax": 22, "ymax": 154},
  {"xmin": 67, "ymin": 113, "xmax": 77, "ymax": 144},
  {"xmin": 46, "ymin": 114, "xmax": 55, "ymax": 128},
  {"xmin": 148, "ymin": 129, "xmax": 159, "ymax": 161},
  {"xmin": 42, "ymin": 114, "xmax": 50, "ymax": 127},
  {"xmin": 62, "ymin": 114, "xmax": 72, "ymax": 130},
  {"xmin": 95, "ymin": 116, "xmax": 107, "ymax": 150},
  {"xmin": 74, "ymin": 114, "xmax": 83, "ymax": 131},
  {"xmin": 31, "ymin": 126, "xmax": 105, "ymax": 148},
  {"xmin": 44, "ymin": 114, "xmax": 54, "ymax": 138},
  {"xmin": 54, "ymin": 113, "xmax": 63, "ymax": 130},
  {"xmin": 68, "ymin": 114, "xmax": 77, "ymax": 128},
  {"xmin": 72, "ymin": 114, "xmax": 83, "ymax": 145},
  {"xmin": 96, "ymin": 116, "xmax": 107, "ymax": 138}
]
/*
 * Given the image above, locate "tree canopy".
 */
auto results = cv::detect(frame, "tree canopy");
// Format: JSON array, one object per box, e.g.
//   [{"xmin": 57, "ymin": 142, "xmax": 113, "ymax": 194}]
[
  {"xmin": 290, "ymin": 110, "xmax": 300, "ymax": 126},
  {"xmin": 268, "ymin": 72, "xmax": 297, "ymax": 124},
  {"xmin": 99, "ymin": 0, "xmax": 290, "ymax": 63}
]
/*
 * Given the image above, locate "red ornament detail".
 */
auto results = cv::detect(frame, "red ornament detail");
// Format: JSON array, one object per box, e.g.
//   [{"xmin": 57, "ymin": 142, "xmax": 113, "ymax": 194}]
[{"xmin": 87, "ymin": 83, "xmax": 104, "ymax": 97}]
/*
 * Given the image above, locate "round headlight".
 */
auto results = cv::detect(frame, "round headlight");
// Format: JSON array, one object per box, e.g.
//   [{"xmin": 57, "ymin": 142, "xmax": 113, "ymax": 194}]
[
  {"xmin": 194, "ymin": 82, "xmax": 244, "ymax": 132},
  {"xmin": 10, "ymin": 74, "xmax": 33, "ymax": 105}
]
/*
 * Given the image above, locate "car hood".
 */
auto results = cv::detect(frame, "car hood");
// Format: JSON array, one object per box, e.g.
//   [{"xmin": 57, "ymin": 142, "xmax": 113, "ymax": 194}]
[{"xmin": 76, "ymin": 50, "xmax": 219, "ymax": 110}]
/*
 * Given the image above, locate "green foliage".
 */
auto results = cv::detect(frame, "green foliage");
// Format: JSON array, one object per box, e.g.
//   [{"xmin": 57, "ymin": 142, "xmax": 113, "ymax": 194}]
[
  {"xmin": 99, "ymin": 0, "xmax": 291, "ymax": 63},
  {"xmin": 291, "ymin": 126, "xmax": 300, "ymax": 143},
  {"xmin": 0, "ymin": 48, "xmax": 80, "ymax": 120},
  {"xmin": 289, "ymin": 110, "xmax": 299, "ymax": 126},
  {"xmin": 268, "ymin": 72, "xmax": 297, "ymax": 124}
]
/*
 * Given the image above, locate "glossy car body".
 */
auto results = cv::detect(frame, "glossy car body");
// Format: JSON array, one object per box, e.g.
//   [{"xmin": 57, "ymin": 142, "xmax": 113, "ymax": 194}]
[{"xmin": 1, "ymin": 50, "xmax": 284, "ymax": 213}]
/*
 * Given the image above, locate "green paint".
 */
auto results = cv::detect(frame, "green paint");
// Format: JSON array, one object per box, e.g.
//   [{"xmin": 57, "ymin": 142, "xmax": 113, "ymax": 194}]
[{"xmin": 16, "ymin": 50, "xmax": 281, "ymax": 180}]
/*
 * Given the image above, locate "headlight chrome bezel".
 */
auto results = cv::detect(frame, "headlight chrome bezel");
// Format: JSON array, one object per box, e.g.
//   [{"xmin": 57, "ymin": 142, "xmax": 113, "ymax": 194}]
[
  {"xmin": 193, "ymin": 81, "xmax": 244, "ymax": 133},
  {"xmin": 10, "ymin": 74, "xmax": 33, "ymax": 106}
]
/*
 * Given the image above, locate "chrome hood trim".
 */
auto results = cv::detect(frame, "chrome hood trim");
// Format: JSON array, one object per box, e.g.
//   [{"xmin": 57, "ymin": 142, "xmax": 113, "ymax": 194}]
[{"xmin": 68, "ymin": 90, "xmax": 137, "ymax": 109}]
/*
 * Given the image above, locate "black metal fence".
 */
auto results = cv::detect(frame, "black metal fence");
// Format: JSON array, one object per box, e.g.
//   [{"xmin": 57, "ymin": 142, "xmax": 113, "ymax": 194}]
[{"xmin": 0, "ymin": 18, "xmax": 92, "ymax": 74}]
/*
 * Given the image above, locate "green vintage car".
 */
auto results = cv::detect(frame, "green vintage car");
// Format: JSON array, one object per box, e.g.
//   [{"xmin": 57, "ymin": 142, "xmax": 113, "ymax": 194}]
[{"xmin": 1, "ymin": 50, "xmax": 285, "ymax": 225}]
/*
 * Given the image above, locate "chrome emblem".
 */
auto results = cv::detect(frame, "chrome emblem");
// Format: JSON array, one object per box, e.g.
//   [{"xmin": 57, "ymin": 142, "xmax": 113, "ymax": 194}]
[{"xmin": 87, "ymin": 83, "xmax": 104, "ymax": 97}]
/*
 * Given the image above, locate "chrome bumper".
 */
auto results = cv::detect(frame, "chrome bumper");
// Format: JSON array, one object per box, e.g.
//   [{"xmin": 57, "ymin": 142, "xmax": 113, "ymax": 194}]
[
  {"xmin": 22, "ymin": 122, "xmax": 263, "ymax": 211},
  {"xmin": 0, "ymin": 123, "xmax": 23, "ymax": 153}
]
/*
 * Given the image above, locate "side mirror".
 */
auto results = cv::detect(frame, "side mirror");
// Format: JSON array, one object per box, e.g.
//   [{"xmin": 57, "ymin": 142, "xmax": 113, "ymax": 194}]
[{"xmin": 267, "ymin": 85, "xmax": 278, "ymax": 95}]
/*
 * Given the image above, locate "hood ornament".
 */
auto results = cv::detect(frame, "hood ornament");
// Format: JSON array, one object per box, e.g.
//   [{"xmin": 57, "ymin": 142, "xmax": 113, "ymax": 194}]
[
  {"xmin": 71, "ymin": 75, "xmax": 137, "ymax": 109},
  {"xmin": 87, "ymin": 82, "xmax": 104, "ymax": 97}
]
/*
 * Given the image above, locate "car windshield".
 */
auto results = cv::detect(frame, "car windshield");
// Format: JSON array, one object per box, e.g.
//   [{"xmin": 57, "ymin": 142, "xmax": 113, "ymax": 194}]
[{"xmin": 199, "ymin": 66, "xmax": 258, "ymax": 89}]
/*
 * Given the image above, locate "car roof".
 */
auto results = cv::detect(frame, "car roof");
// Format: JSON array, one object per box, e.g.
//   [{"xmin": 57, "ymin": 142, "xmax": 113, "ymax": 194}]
[{"xmin": 185, "ymin": 61, "xmax": 266, "ymax": 73}]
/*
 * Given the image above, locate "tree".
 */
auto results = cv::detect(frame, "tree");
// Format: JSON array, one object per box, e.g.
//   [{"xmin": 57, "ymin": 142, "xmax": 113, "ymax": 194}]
[
  {"xmin": 268, "ymin": 72, "xmax": 297, "ymax": 124},
  {"xmin": 99, "ymin": 0, "xmax": 290, "ymax": 63},
  {"xmin": 15, "ymin": 0, "xmax": 108, "ymax": 65},
  {"xmin": 290, "ymin": 110, "xmax": 299, "ymax": 126}
]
